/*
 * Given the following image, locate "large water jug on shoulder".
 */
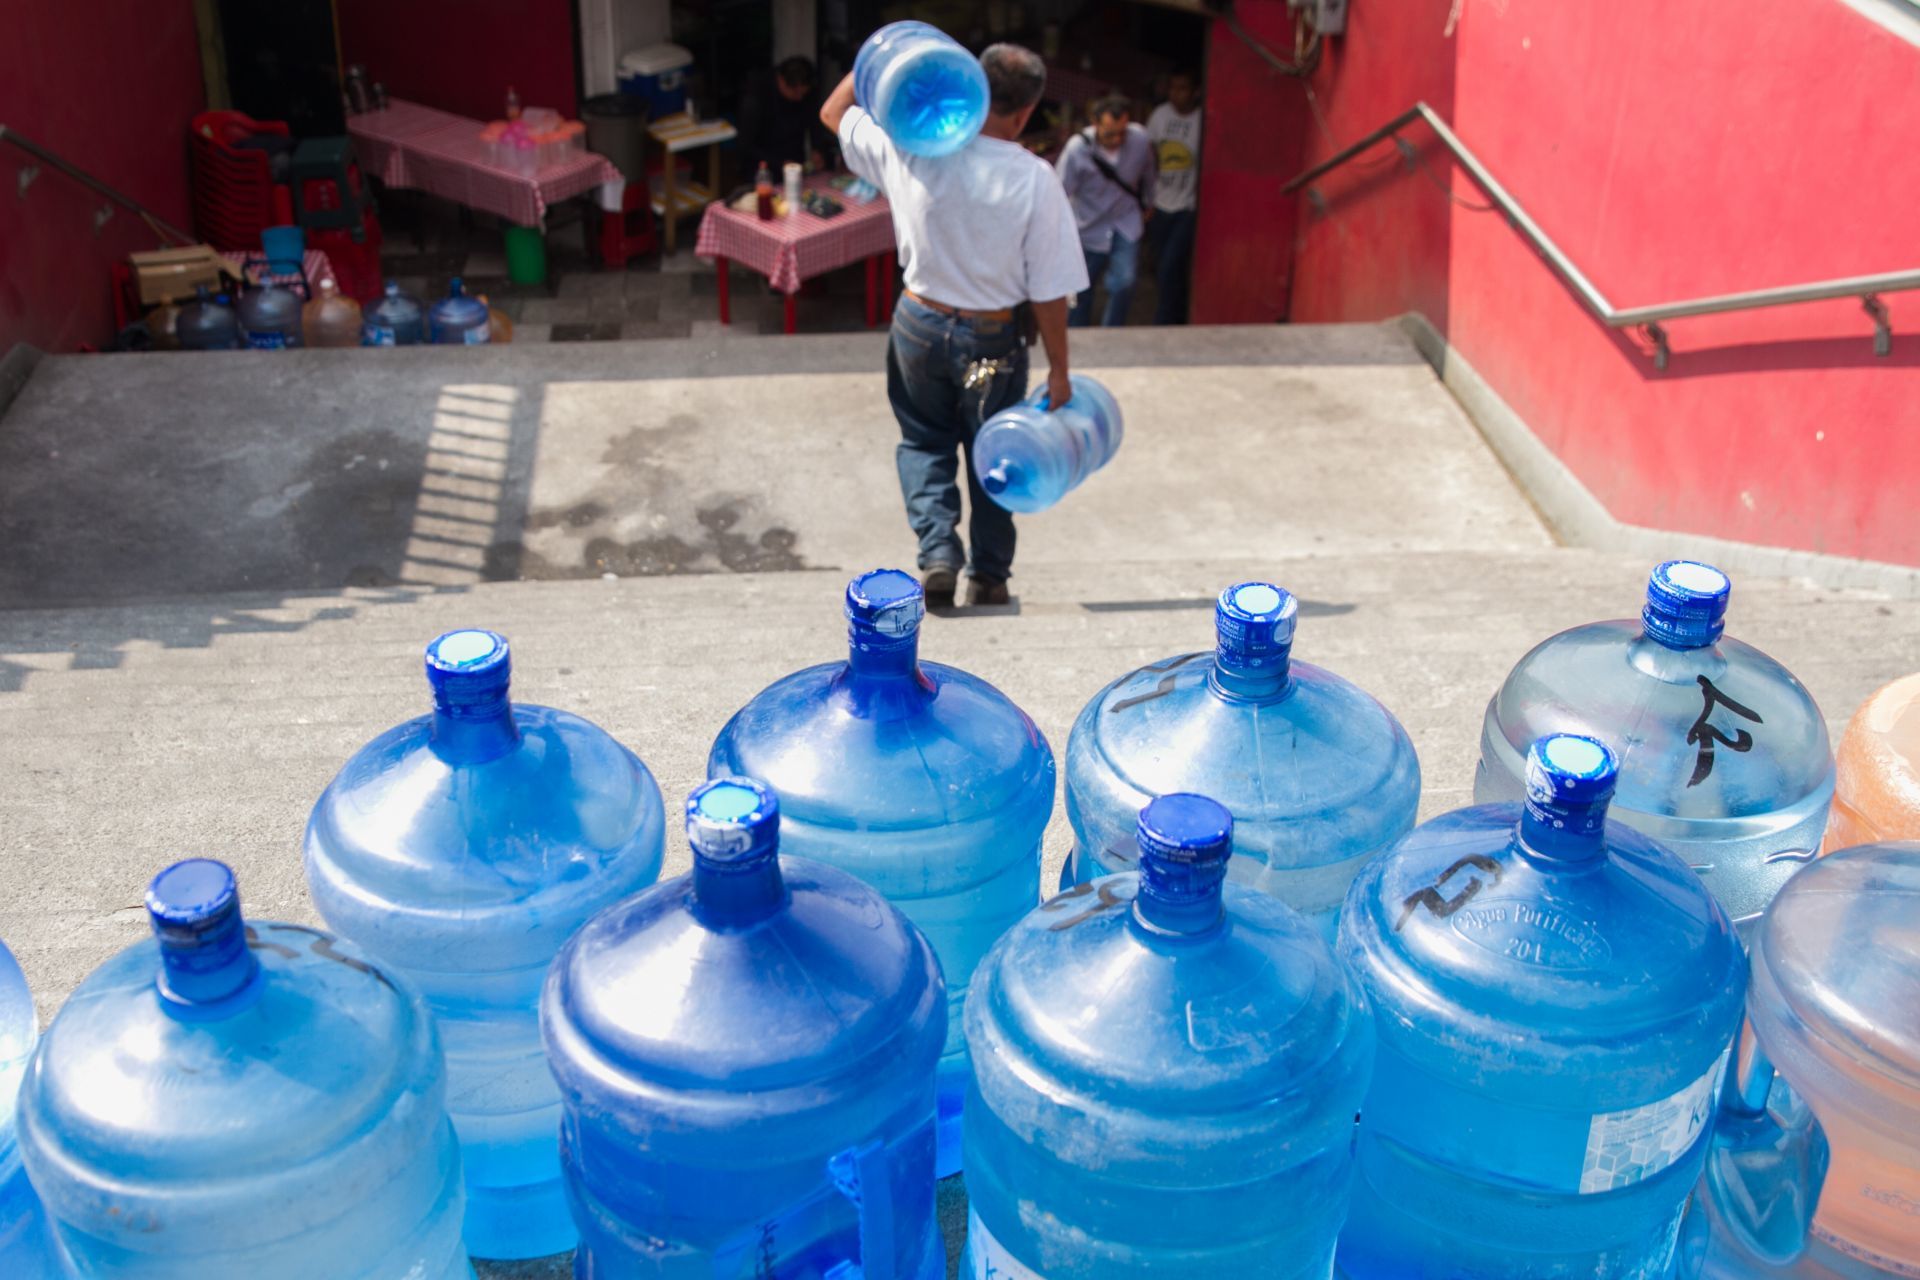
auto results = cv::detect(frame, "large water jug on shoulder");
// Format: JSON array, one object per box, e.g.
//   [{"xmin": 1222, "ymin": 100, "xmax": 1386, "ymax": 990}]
[
  {"xmin": 853, "ymin": 21, "xmax": 989, "ymax": 158},
  {"xmin": 973, "ymin": 372, "xmax": 1123, "ymax": 513}
]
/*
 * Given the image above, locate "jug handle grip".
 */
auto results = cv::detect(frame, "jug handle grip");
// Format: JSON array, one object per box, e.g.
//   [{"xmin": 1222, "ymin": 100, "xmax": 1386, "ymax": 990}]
[
  {"xmin": 828, "ymin": 1139, "xmax": 899, "ymax": 1280},
  {"xmin": 1705, "ymin": 1017, "xmax": 1828, "ymax": 1266}
]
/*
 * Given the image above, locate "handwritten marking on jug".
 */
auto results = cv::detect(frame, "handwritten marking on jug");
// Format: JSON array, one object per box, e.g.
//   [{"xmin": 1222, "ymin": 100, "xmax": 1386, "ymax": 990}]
[
  {"xmin": 1109, "ymin": 652, "xmax": 1210, "ymax": 714},
  {"xmin": 247, "ymin": 922, "xmax": 398, "ymax": 990},
  {"xmin": 1686, "ymin": 676, "xmax": 1763, "ymax": 787},
  {"xmin": 1040, "ymin": 879, "xmax": 1132, "ymax": 931},
  {"xmin": 1395, "ymin": 855, "xmax": 1503, "ymax": 931}
]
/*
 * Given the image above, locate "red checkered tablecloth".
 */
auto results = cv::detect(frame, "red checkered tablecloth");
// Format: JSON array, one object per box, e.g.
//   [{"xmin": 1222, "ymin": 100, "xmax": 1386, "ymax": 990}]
[
  {"xmin": 348, "ymin": 100, "xmax": 618, "ymax": 228},
  {"xmin": 696, "ymin": 176, "xmax": 896, "ymax": 295}
]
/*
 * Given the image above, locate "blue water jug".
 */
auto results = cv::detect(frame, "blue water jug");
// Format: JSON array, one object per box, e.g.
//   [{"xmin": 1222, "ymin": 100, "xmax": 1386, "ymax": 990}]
[
  {"xmin": 363, "ymin": 279, "xmax": 427, "ymax": 346},
  {"xmin": 429, "ymin": 277, "xmax": 492, "ymax": 345},
  {"xmin": 1475, "ymin": 559, "xmax": 1834, "ymax": 933},
  {"xmin": 1062, "ymin": 581, "xmax": 1419, "ymax": 940},
  {"xmin": 175, "ymin": 286, "xmax": 240, "ymax": 351},
  {"xmin": 972, "ymin": 373, "xmax": 1123, "ymax": 513},
  {"xmin": 853, "ymin": 20, "xmax": 989, "ymax": 157},
  {"xmin": 1337, "ymin": 734, "xmax": 1747, "ymax": 1278},
  {"xmin": 306, "ymin": 628, "xmax": 665, "ymax": 1260},
  {"xmin": 235, "ymin": 279, "xmax": 303, "ymax": 349},
  {"xmin": 17, "ymin": 859, "xmax": 470, "ymax": 1278},
  {"xmin": 707, "ymin": 569, "xmax": 1054, "ymax": 1177},
  {"xmin": 0, "ymin": 940, "xmax": 56, "ymax": 1276},
  {"xmin": 1690, "ymin": 840, "xmax": 1920, "ymax": 1280},
  {"xmin": 963, "ymin": 793, "xmax": 1375, "ymax": 1277},
  {"xmin": 542, "ymin": 777, "xmax": 947, "ymax": 1279}
]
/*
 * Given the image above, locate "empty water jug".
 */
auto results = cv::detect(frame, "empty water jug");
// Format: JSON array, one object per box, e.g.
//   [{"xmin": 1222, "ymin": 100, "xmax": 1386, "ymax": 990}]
[
  {"xmin": 17, "ymin": 859, "xmax": 470, "ymax": 1278},
  {"xmin": 1338, "ymin": 735, "xmax": 1747, "ymax": 1278},
  {"xmin": 853, "ymin": 21, "xmax": 989, "ymax": 157},
  {"xmin": 964, "ymin": 794, "xmax": 1375, "ymax": 1277},
  {"xmin": 0, "ymin": 940, "xmax": 56, "ymax": 1276},
  {"xmin": 175, "ymin": 286, "xmax": 239, "ymax": 351},
  {"xmin": 542, "ymin": 778, "xmax": 947, "ymax": 1279},
  {"xmin": 1475, "ymin": 560, "xmax": 1834, "ymax": 932},
  {"xmin": 1825, "ymin": 675, "xmax": 1920, "ymax": 851},
  {"xmin": 429, "ymin": 277, "xmax": 491, "ymax": 345},
  {"xmin": 236, "ymin": 279, "xmax": 303, "ymax": 349},
  {"xmin": 302, "ymin": 276, "xmax": 364, "ymax": 347},
  {"xmin": 707, "ymin": 569, "xmax": 1054, "ymax": 1177},
  {"xmin": 1694, "ymin": 841, "xmax": 1920, "ymax": 1279},
  {"xmin": 363, "ymin": 279, "xmax": 426, "ymax": 346},
  {"xmin": 306, "ymin": 629, "xmax": 665, "ymax": 1260},
  {"xmin": 1063, "ymin": 581, "xmax": 1419, "ymax": 939},
  {"xmin": 973, "ymin": 373, "xmax": 1123, "ymax": 513}
]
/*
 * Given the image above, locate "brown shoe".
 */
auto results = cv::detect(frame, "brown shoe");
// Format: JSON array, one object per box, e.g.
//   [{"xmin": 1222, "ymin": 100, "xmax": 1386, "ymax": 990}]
[
  {"xmin": 921, "ymin": 563, "xmax": 959, "ymax": 608},
  {"xmin": 966, "ymin": 576, "xmax": 1011, "ymax": 606}
]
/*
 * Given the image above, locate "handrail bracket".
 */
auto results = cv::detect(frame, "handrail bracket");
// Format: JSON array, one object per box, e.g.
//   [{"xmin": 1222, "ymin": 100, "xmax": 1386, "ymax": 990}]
[
  {"xmin": 1641, "ymin": 323, "xmax": 1670, "ymax": 372},
  {"xmin": 1863, "ymin": 294, "xmax": 1892, "ymax": 358}
]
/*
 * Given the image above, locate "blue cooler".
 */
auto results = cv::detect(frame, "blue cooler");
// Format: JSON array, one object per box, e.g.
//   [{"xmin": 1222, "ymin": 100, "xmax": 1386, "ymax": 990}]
[{"xmin": 619, "ymin": 44, "xmax": 693, "ymax": 117}]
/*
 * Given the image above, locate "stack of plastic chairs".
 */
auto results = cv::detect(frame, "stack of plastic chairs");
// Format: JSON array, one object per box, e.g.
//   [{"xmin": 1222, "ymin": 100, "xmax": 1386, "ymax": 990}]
[{"xmin": 189, "ymin": 111, "xmax": 294, "ymax": 252}]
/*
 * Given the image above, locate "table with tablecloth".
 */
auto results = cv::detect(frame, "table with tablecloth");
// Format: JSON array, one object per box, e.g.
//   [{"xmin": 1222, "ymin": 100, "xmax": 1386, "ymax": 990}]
[
  {"xmin": 347, "ymin": 100, "xmax": 618, "ymax": 228},
  {"xmin": 695, "ymin": 176, "xmax": 898, "ymax": 332}
]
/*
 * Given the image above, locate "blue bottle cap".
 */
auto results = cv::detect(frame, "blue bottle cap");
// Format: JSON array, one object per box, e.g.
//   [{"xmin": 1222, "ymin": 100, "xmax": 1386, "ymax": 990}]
[
  {"xmin": 686, "ymin": 778, "xmax": 781, "ymax": 865},
  {"xmin": 1136, "ymin": 793, "xmax": 1234, "ymax": 904},
  {"xmin": 1522, "ymin": 734, "xmax": 1618, "ymax": 856},
  {"xmin": 1215, "ymin": 581, "xmax": 1297, "ymax": 671},
  {"xmin": 1642, "ymin": 560, "xmax": 1731, "ymax": 648},
  {"xmin": 845, "ymin": 569, "xmax": 925, "ymax": 637},
  {"xmin": 425, "ymin": 629, "xmax": 511, "ymax": 714},
  {"xmin": 146, "ymin": 859, "xmax": 258, "ymax": 1007}
]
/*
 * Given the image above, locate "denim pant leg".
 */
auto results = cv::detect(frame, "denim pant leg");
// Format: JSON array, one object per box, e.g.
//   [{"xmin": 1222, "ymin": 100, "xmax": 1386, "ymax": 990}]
[
  {"xmin": 1152, "ymin": 209, "xmax": 1196, "ymax": 325},
  {"xmin": 955, "ymin": 333, "xmax": 1027, "ymax": 583},
  {"xmin": 887, "ymin": 310, "xmax": 967, "ymax": 571},
  {"xmin": 1100, "ymin": 231, "xmax": 1140, "ymax": 327},
  {"xmin": 1069, "ymin": 246, "xmax": 1110, "ymax": 328}
]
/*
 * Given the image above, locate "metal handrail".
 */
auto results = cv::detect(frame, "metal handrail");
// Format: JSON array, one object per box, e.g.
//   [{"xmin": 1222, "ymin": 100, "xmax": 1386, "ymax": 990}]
[{"xmin": 1283, "ymin": 102, "xmax": 1915, "ymax": 367}]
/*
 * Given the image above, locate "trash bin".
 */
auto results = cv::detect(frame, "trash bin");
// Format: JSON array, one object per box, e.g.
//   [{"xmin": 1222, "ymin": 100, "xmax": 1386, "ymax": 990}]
[
  {"xmin": 581, "ymin": 93, "xmax": 650, "ymax": 184},
  {"xmin": 503, "ymin": 224, "xmax": 547, "ymax": 286}
]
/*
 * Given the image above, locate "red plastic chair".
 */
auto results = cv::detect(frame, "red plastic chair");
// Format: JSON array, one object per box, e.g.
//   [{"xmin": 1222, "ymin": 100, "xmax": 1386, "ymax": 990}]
[{"xmin": 189, "ymin": 111, "xmax": 294, "ymax": 251}]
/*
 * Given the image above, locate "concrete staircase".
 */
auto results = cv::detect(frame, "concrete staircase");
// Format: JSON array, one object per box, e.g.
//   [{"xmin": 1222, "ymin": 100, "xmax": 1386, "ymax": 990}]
[{"xmin": 2, "ymin": 322, "xmax": 1914, "ymax": 1277}]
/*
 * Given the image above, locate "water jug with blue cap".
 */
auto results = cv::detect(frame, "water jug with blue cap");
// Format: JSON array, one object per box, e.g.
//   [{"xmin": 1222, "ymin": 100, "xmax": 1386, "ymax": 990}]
[
  {"xmin": 363, "ymin": 279, "xmax": 426, "ymax": 345},
  {"xmin": 854, "ymin": 21, "xmax": 990, "ymax": 157},
  {"xmin": 1063, "ymin": 580, "xmax": 1418, "ymax": 940},
  {"xmin": 429, "ymin": 278, "xmax": 492, "ymax": 344},
  {"xmin": 963, "ymin": 793, "xmax": 1375, "ymax": 1278},
  {"xmin": 1475, "ymin": 560, "xmax": 1834, "ymax": 933},
  {"xmin": 972, "ymin": 372, "xmax": 1124, "ymax": 513},
  {"xmin": 707, "ymin": 569, "xmax": 1054, "ymax": 1177},
  {"xmin": 306, "ymin": 628, "xmax": 665, "ymax": 1260},
  {"xmin": 0, "ymin": 939, "xmax": 56, "ymax": 1276},
  {"xmin": 542, "ymin": 777, "xmax": 947, "ymax": 1279},
  {"xmin": 17, "ymin": 859, "xmax": 471, "ymax": 1278},
  {"xmin": 1338, "ymin": 734, "xmax": 1748, "ymax": 1278}
]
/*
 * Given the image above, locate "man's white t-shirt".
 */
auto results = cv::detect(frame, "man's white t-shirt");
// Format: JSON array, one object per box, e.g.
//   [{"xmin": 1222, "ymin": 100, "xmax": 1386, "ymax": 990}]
[
  {"xmin": 1147, "ymin": 103, "xmax": 1202, "ymax": 214},
  {"xmin": 839, "ymin": 106, "xmax": 1088, "ymax": 312}
]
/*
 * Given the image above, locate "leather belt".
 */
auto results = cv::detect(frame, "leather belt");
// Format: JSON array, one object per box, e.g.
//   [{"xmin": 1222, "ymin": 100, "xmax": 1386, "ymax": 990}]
[{"xmin": 905, "ymin": 290, "xmax": 1016, "ymax": 322}]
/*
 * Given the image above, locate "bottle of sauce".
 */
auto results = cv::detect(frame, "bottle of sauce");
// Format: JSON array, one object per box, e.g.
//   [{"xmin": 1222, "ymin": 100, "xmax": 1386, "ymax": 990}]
[{"xmin": 755, "ymin": 162, "xmax": 775, "ymax": 220}]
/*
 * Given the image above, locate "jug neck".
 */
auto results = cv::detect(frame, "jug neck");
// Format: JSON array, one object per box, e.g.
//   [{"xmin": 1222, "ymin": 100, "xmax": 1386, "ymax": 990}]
[
  {"xmin": 840, "ymin": 569, "xmax": 934, "ymax": 712},
  {"xmin": 687, "ymin": 779, "xmax": 789, "ymax": 928},
  {"xmin": 1517, "ymin": 734, "xmax": 1618, "ymax": 864},
  {"xmin": 1130, "ymin": 794, "xmax": 1232, "ymax": 938},
  {"xmin": 1208, "ymin": 582, "xmax": 1297, "ymax": 703},
  {"xmin": 147, "ymin": 860, "xmax": 263, "ymax": 1020},
  {"xmin": 425, "ymin": 630, "xmax": 521, "ymax": 763},
  {"xmin": 1642, "ymin": 559, "xmax": 1731, "ymax": 650}
]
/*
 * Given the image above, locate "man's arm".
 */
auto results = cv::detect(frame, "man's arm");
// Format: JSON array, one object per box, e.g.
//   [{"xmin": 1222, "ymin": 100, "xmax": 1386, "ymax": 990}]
[
  {"xmin": 1033, "ymin": 297, "xmax": 1072, "ymax": 409},
  {"xmin": 820, "ymin": 72, "xmax": 858, "ymax": 137}
]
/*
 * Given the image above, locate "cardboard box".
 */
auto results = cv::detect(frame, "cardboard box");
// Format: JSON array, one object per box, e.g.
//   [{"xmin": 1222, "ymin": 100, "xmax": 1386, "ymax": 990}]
[{"xmin": 128, "ymin": 246, "xmax": 229, "ymax": 305}]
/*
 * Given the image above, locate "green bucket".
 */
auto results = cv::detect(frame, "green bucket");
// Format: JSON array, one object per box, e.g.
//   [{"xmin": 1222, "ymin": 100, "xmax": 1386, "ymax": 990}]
[{"xmin": 504, "ymin": 225, "xmax": 547, "ymax": 285}]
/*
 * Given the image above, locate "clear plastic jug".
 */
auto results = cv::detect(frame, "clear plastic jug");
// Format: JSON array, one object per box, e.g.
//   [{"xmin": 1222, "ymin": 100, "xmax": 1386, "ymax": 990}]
[
  {"xmin": 235, "ymin": 279, "xmax": 303, "ymax": 349},
  {"xmin": 175, "ymin": 286, "xmax": 239, "ymax": 350},
  {"xmin": 1338, "ymin": 735, "xmax": 1748, "ymax": 1278},
  {"xmin": 707, "ymin": 569, "xmax": 1054, "ymax": 1177},
  {"xmin": 853, "ymin": 20, "xmax": 990, "ymax": 158},
  {"xmin": 17, "ymin": 860, "xmax": 470, "ymax": 1278},
  {"xmin": 972, "ymin": 373, "xmax": 1124, "ymax": 513},
  {"xmin": 1063, "ymin": 581, "xmax": 1419, "ymax": 940},
  {"xmin": 1826, "ymin": 675, "xmax": 1920, "ymax": 851},
  {"xmin": 542, "ymin": 778, "xmax": 947, "ymax": 1279},
  {"xmin": 1475, "ymin": 560, "xmax": 1834, "ymax": 932},
  {"xmin": 306, "ymin": 629, "xmax": 665, "ymax": 1260},
  {"xmin": 362, "ymin": 279, "xmax": 426, "ymax": 346},
  {"xmin": 0, "ymin": 940, "xmax": 56, "ymax": 1276},
  {"xmin": 429, "ymin": 277, "xmax": 492, "ymax": 345},
  {"xmin": 1695, "ymin": 841, "xmax": 1920, "ymax": 1279},
  {"xmin": 963, "ymin": 793, "xmax": 1375, "ymax": 1277},
  {"xmin": 302, "ymin": 276, "xmax": 364, "ymax": 348}
]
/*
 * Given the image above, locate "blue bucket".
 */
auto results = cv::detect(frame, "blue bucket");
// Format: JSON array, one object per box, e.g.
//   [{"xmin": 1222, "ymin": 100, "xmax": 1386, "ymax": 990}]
[{"xmin": 261, "ymin": 225, "xmax": 305, "ymax": 276}]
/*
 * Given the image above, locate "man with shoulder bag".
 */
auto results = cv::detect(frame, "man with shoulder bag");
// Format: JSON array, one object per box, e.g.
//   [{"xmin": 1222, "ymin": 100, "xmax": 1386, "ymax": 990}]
[{"xmin": 1056, "ymin": 93, "xmax": 1158, "ymax": 327}]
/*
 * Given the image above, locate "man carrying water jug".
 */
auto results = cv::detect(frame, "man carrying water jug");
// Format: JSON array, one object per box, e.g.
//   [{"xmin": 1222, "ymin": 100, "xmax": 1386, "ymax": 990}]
[{"xmin": 823, "ymin": 43, "xmax": 1086, "ymax": 608}]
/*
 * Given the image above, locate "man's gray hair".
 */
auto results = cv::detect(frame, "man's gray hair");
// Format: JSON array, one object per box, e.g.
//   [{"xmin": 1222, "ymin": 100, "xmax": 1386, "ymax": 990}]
[{"xmin": 980, "ymin": 43, "xmax": 1046, "ymax": 115}]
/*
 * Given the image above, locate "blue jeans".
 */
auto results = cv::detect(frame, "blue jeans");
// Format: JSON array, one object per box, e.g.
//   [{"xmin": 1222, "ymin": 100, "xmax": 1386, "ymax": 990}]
[
  {"xmin": 886, "ymin": 295, "xmax": 1028, "ymax": 582},
  {"xmin": 1069, "ymin": 231, "xmax": 1139, "ymax": 327},
  {"xmin": 1145, "ymin": 207, "xmax": 1196, "ymax": 325}
]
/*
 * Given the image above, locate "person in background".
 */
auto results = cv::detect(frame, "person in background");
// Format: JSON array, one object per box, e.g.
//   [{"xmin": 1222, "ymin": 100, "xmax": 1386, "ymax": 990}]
[
  {"xmin": 740, "ymin": 56, "xmax": 832, "ymax": 172},
  {"xmin": 1056, "ymin": 93, "xmax": 1157, "ymax": 327},
  {"xmin": 1145, "ymin": 71, "xmax": 1201, "ymax": 324},
  {"xmin": 821, "ymin": 43, "xmax": 1086, "ymax": 608}
]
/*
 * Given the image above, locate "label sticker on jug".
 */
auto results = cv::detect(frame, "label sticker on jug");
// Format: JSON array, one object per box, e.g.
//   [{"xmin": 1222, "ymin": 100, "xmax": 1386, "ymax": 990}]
[
  {"xmin": 967, "ymin": 1208, "xmax": 1045, "ymax": 1279},
  {"xmin": 1578, "ymin": 1056, "xmax": 1721, "ymax": 1193},
  {"xmin": 463, "ymin": 326, "xmax": 489, "ymax": 345},
  {"xmin": 365, "ymin": 325, "xmax": 396, "ymax": 347}
]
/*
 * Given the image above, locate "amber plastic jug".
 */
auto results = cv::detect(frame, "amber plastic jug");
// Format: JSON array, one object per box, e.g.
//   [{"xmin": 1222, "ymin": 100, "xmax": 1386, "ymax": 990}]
[{"xmin": 1825, "ymin": 674, "xmax": 1920, "ymax": 852}]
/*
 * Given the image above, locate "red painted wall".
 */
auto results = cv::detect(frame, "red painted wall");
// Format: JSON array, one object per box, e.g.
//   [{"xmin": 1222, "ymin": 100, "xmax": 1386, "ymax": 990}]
[
  {"xmin": 335, "ymin": 0, "xmax": 578, "ymax": 124},
  {"xmin": 0, "ymin": 2, "xmax": 205, "ymax": 355},
  {"xmin": 1277, "ymin": 0, "xmax": 1920, "ymax": 567}
]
